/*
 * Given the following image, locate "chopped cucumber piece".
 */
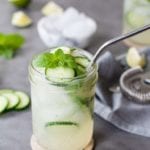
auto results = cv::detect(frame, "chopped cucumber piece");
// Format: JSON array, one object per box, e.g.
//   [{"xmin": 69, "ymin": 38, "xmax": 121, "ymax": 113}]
[
  {"xmin": 45, "ymin": 121, "xmax": 78, "ymax": 127},
  {"xmin": 0, "ymin": 96, "xmax": 9, "ymax": 113},
  {"xmin": 46, "ymin": 67, "xmax": 75, "ymax": 83},
  {"xmin": 15, "ymin": 91, "xmax": 30, "ymax": 110},
  {"xmin": 75, "ymin": 57, "xmax": 90, "ymax": 67},
  {"xmin": 12, "ymin": 11, "xmax": 32, "ymax": 28},
  {"xmin": 41, "ymin": 1, "xmax": 64, "ymax": 16},
  {"xmin": 126, "ymin": 47, "xmax": 146, "ymax": 68},
  {"xmin": 126, "ymin": 11, "xmax": 147, "ymax": 28},
  {"xmin": 1, "ymin": 92, "xmax": 20, "ymax": 110}
]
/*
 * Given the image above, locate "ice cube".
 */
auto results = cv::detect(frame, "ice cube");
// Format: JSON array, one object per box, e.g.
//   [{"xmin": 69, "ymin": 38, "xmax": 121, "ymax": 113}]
[
  {"xmin": 62, "ymin": 15, "xmax": 97, "ymax": 43},
  {"xmin": 37, "ymin": 6, "xmax": 97, "ymax": 48},
  {"xmin": 38, "ymin": 18, "xmax": 62, "ymax": 47},
  {"xmin": 55, "ymin": 7, "xmax": 80, "ymax": 31}
]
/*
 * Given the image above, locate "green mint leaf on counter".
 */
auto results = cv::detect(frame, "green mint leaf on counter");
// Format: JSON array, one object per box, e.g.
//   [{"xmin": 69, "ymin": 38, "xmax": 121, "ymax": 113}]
[
  {"xmin": 4, "ymin": 34, "xmax": 25, "ymax": 50},
  {"xmin": 0, "ymin": 45, "xmax": 14, "ymax": 59},
  {"xmin": 0, "ymin": 33, "xmax": 25, "ymax": 59}
]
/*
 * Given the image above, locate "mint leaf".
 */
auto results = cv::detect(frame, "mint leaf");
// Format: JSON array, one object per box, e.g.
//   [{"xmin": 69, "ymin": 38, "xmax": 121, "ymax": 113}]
[
  {"xmin": 0, "ymin": 45, "xmax": 14, "ymax": 59},
  {"xmin": 0, "ymin": 33, "xmax": 25, "ymax": 59},
  {"xmin": 33, "ymin": 52, "xmax": 53, "ymax": 67},
  {"xmin": 33, "ymin": 49, "xmax": 77, "ymax": 69},
  {"xmin": 5, "ymin": 34, "xmax": 25, "ymax": 50}
]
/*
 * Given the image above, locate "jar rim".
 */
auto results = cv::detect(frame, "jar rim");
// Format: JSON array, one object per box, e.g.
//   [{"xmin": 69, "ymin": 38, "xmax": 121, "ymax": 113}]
[{"xmin": 29, "ymin": 48, "xmax": 98, "ymax": 84}]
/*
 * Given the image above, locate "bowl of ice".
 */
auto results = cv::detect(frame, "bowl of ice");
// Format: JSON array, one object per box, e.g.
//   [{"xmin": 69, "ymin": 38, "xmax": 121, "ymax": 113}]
[{"xmin": 37, "ymin": 7, "xmax": 97, "ymax": 48}]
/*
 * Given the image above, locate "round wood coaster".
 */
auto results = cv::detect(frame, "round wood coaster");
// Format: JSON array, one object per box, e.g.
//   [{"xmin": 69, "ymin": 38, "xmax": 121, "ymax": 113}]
[{"xmin": 31, "ymin": 135, "xmax": 94, "ymax": 150}]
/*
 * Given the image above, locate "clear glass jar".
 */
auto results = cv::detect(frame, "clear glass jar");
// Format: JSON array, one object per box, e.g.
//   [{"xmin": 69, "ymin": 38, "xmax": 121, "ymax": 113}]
[
  {"xmin": 123, "ymin": 0, "xmax": 150, "ymax": 46},
  {"xmin": 29, "ymin": 49, "xmax": 98, "ymax": 150}
]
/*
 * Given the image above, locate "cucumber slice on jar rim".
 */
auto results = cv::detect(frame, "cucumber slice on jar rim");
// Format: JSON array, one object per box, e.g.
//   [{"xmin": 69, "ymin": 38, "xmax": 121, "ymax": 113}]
[
  {"xmin": 46, "ymin": 67, "xmax": 75, "ymax": 83},
  {"xmin": 75, "ymin": 57, "xmax": 90, "ymax": 68}
]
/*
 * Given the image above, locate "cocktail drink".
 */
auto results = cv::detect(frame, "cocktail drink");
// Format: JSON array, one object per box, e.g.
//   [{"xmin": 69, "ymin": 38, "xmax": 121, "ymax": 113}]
[
  {"xmin": 29, "ymin": 47, "xmax": 98, "ymax": 150},
  {"xmin": 123, "ymin": 0, "xmax": 150, "ymax": 46}
]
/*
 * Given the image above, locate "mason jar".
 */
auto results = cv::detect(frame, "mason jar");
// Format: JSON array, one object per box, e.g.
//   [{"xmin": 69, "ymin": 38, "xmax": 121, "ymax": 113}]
[{"xmin": 29, "ymin": 48, "xmax": 98, "ymax": 150}]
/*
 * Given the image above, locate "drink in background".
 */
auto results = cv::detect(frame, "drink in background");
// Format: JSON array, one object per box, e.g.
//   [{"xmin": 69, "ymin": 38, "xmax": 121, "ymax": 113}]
[
  {"xmin": 29, "ymin": 47, "xmax": 98, "ymax": 150},
  {"xmin": 123, "ymin": 0, "xmax": 150, "ymax": 46}
]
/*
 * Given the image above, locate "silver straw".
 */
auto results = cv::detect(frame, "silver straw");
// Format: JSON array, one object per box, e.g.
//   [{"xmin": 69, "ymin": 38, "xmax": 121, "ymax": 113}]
[{"xmin": 89, "ymin": 24, "xmax": 150, "ymax": 68}]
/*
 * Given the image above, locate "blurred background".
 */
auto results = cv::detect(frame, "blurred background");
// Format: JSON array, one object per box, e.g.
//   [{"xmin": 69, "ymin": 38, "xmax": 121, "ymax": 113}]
[{"xmin": 0, "ymin": 0, "xmax": 150, "ymax": 150}]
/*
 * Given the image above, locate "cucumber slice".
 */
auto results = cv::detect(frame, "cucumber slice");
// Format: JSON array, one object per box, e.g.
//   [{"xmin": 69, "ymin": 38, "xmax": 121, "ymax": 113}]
[
  {"xmin": 34, "ymin": 67, "xmax": 45, "ymax": 74},
  {"xmin": 46, "ymin": 67, "xmax": 75, "ymax": 83},
  {"xmin": 76, "ymin": 65, "xmax": 86, "ymax": 76},
  {"xmin": 45, "ymin": 121, "xmax": 78, "ymax": 127},
  {"xmin": 0, "ymin": 96, "xmax": 9, "ymax": 113},
  {"xmin": 15, "ymin": 91, "xmax": 30, "ymax": 110},
  {"xmin": 1, "ymin": 92, "xmax": 20, "ymax": 110},
  {"xmin": 75, "ymin": 57, "xmax": 90, "ymax": 67}
]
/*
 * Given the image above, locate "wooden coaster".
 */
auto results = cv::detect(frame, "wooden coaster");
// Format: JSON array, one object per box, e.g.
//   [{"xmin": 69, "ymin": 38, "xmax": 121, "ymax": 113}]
[
  {"xmin": 124, "ymin": 39, "xmax": 146, "ymax": 48},
  {"xmin": 31, "ymin": 135, "xmax": 94, "ymax": 150}
]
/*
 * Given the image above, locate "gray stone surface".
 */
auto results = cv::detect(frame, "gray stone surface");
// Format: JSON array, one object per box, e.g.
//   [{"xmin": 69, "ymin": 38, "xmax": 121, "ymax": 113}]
[{"xmin": 0, "ymin": 0, "xmax": 150, "ymax": 149}]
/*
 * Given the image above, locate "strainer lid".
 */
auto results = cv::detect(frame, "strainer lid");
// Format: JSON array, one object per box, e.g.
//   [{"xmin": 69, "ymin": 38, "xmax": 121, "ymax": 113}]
[{"xmin": 120, "ymin": 67, "xmax": 150, "ymax": 103}]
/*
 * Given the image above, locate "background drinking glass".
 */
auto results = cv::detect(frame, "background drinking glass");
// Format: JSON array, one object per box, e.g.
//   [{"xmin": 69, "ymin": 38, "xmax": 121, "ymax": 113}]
[{"xmin": 123, "ymin": 0, "xmax": 150, "ymax": 47}]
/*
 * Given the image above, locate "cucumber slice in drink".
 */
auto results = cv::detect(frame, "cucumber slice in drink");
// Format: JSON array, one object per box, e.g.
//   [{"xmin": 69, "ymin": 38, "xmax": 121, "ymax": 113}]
[
  {"xmin": 75, "ymin": 57, "xmax": 90, "ymax": 67},
  {"xmin": 76, "ymin": 65, "xmax": 86, "ymax": 76},
  {"xmin": 46, "ymin": 67, "xmax": 75, "ymax": 83},
  {"xmin": 0, "ymin": 96, "xmax": 9, "ymax": 113},
  {"xmin": 126, "ymin": 11, "xmax": 147, "ymax": 28},
  {"xmin": 1, "ymin": 92, "xmax": 20, "ymax": 110},
  {"xmin": 45, "ymin": 121, "xmax": 78, "ymax": 127},
  {"xmin": 15, "ymin": 91, "xmax": 30, "ymax": 110}
]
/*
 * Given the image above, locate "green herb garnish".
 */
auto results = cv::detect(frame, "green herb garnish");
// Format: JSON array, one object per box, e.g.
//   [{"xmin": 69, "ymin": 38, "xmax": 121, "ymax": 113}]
[
  {"xmin": 33, "ymin": 48, "xmax": 87, "ymax": 76},
  {"xmin": 0, "ymin": 33, "xmax": 25, "ymax": 59},
  {"xmin": 33, "ymin": 49, "xmax": 77, "ymax": 69}
]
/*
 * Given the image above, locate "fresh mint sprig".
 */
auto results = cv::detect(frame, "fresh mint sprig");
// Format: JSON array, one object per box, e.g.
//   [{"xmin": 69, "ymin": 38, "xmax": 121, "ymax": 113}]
[
  {"xmin": 0, "ymin": 33, "xmax": 25, "ymax": 59},
  {"xmin": 33, "ymin": 49, "xmax": 77, "ymax": 69},
  {"xmin": 33, "ymin": 48, "xmax": 87, "ymax": 76}
]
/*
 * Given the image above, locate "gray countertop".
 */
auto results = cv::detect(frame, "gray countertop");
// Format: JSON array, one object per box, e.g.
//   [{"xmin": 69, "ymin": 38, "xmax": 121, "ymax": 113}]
[{"xmin": 0, "ymin": 0, "xmax": 150, "ymax": 149}]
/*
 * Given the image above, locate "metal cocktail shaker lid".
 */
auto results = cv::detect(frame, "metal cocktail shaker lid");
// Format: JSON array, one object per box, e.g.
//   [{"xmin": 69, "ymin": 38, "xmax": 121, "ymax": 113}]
[{"xmin": 120, "ymin": 67, "xmax": 150, "ymax": 103}]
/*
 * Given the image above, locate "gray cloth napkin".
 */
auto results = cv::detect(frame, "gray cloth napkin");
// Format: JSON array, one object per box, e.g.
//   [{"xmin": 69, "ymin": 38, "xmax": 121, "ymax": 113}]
[{"xmin": 94, "ymin": 50, "xmax": 150, "ymax": 137}]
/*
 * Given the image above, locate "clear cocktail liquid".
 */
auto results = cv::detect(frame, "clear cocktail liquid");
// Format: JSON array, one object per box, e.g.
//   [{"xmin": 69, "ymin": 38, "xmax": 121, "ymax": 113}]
[
  {"xmin": 29, "ymin": 48, "xmax": 98, "ymax": 150},
  {"xmin": 123, "ymin": 0, "xmax": 150, "ymax": 46}
]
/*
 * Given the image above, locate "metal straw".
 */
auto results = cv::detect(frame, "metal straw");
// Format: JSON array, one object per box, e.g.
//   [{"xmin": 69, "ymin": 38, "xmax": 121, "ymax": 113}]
[{"xmin": 89, "ymin": 24, "xmax": 150, "ymax": 68}]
